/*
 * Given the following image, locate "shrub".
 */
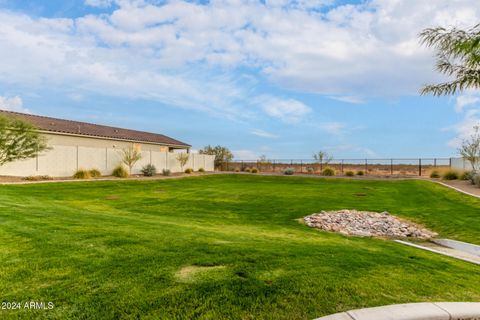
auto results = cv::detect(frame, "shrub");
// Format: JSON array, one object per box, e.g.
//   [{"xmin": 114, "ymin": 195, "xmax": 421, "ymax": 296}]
[
  {"xmin": 198, "ymin": 168, "xmax": 205, "ymax": 172},
  {"xmin": 244, "ymin": 168, "xmax": 251, "ymax": 173},
  {"xmin": 345, "ymin": 171, "xmax": 355, "ymax": 177},
  {"xmin": 23, "ymin": 175, "xmax": 52, "ymax": 181},
  {"xmin": 112, "ymin": 165, "xmax": 129, "ymax": 178},
  {"xmin": 184, "ymin": 168, "xmax": 193, "ymax": 174},
  {"xmin": 89, "ymin": 168, "xmax": 102, "ymax": 178},
  {"xmin": 306, "ymin": 167, "xmax": 314, "ymax": 174},
  {"xmin": 162, "ymin": 169, "xmax": 171, "ymax": 176},
  {"xmin": 322, "ymin": 167, "xmax": 335, "ymax": 176},
  {"xmin": 141, "ymin": 164, "xmax": 157, "ymax": 177},
  {"xmin": 251, "ymin": 167, "xmax": 258, "ymax": 173},
  {"xmin": 356, "ymin": 170, "xmax": 364, "ymax": 176},
  {"xmin": 460, "ymin": 170, "xmax": 474, "ymax": 182},
  {"xmin": 442, "ymin": 170, "xmax": 459, "ymax": 180},
  {"xmin": 473, "ymin": 174, "xmax": 480, "ymax": 187},
  {"xmin": 284, "ymin": 167, "xmax": 295, "ymax": 175},
  {"xmin": 73, "ymin": 169, "xmax": 91, "ymax": 179},
  {"xmin": 429, "ymin": 170, "xmax": 441, "ymax": 178}
]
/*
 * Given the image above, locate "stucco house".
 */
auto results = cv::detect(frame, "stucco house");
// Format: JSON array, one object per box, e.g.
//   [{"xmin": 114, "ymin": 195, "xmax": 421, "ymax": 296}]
[{"xmin": 0, "ymin": 110, "xmax": 214, "ymax": 177}]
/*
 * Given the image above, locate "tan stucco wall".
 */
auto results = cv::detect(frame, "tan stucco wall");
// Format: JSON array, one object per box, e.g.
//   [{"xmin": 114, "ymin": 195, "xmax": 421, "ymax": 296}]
[
  {"xmin": 0, "ymin": 132, "xmax": 215, "ymax": 177},
  {"xmin": 43, "ymin": 132, "xmax": 179, "ymax": 152}
]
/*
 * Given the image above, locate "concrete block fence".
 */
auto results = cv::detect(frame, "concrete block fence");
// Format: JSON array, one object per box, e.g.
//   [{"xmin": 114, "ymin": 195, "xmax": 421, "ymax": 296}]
[{"xmin": 0, "ymin": 145, "xmax": 215, "ymax": 177}]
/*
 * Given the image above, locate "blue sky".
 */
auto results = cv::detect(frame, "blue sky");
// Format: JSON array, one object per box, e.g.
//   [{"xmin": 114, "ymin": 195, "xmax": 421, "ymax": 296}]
[{"xmin": 0, "ymin": 0, "xmax": 479, "ymax": 159}]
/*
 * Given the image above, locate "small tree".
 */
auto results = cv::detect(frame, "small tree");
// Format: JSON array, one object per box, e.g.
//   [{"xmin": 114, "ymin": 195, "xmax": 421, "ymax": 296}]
[
  {"xmin": 176, "ymin": 153, "xmax": 189, "ymax": 171},
  {"xmin": 313, "ymin": 151, "xmax": 332, "ymax": 166},
  {"xmin": 459, "ymin": 125, "xmax": 480, "ymax": 172},
  {"xmin": 121, "ymin": 146, "xmax": 142, "ymax": 175},
  {"xmin": 199, "ymin": 145, "xmax": 233, "ymax": 169},
  {"xmin": 0, "ymin": 115, "xmax": 49, "ymax": 166}
]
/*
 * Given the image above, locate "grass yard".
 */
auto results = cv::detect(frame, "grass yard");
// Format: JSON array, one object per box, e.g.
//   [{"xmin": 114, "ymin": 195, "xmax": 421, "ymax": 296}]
[{"xmin": 0, "ymin": 174, "xmax": 479, "ymax": 319}]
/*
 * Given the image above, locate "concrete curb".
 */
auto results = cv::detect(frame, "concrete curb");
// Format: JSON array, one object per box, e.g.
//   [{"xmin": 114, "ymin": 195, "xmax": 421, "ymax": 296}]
[
  {"xmin": 432, "ymin": 181, "xmax": 480, "ymax": 199},
  {"xmin": 315, "ymin": 302, "xmax": 480, "ymax": 320}
]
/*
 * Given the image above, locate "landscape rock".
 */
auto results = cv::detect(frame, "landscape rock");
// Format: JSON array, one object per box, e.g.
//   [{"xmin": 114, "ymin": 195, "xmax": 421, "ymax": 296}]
[{"xmin": 304, "ymin": 210, "xmax": 437, "ymax": 239}]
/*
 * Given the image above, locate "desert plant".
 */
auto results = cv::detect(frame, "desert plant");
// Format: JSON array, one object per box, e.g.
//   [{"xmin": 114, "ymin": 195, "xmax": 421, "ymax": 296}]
[
  {"xmin": 345, "ymin": 171, "xmax": 355, "ymax": 177},
  {"xmin": 184, "ymin": 168, "xmax": 193, "ymax": 174},
  {"xmin": 199, "ymin": 145, "xmax": 233, "ymax": 169},
  {"xmin": 162, "ymin": 169, "xmax": 171, "ymax": 176},
  {"xmin": 89, "ymin": 168, "xmax": 102, "ymax": 178},
  {"xmin": 306, "ymin": 167, "xmax": 314, "ymax": 174},
  {"xmin": 73, "ymin": 169, "xmax": 91, "ymax": 179},
  {"xmin": 442, "ymin": 170, "xmax": 459, "ymax": 180},
  {"xmin": 23, "ymin": 175, "xmax": 52, "ymax": 181},
  {"xmin": 284, "ymin": 167, "xmax": 295, "ymax": 175},
  {"xmin": 430, "ymin": 170, "xmax": 441, "ymax": 178},
  {"xmin": 419, "ymin": 24, "xmax": 480, "ymax": 96},
  {"xmin": 176, "ymin": 153, "xmax": 190, "ymax": 171},
  {"xmin": 0, "ymin": 114, "xmax": 49, "ymax": 166},
  {"xmin": 141, "ymin": 164, "xmax": 157, "ymax": 177},
  {"xmin": 460, "ymin": 171, "xmax": 472, "ymax": 181},
  {"xmin": 198, "ymin": 168, "xmax": 205, "ymax": 172},
  {"xmin": 251, "ymin": 167, "xmax": 258, "ymax": 173},
  {"xmin": 313, "ymin": 151, "xmax": 333, "ymax": 167},
  {"xmin": 356, "ymin": 170, "xmax": 364, "ymax": 176},
  {"xmin": 244, "ymin": 167, "xmax": 251, "ymax": 173},
  {"xmin": 121, "ymin": 147, "xmax": 142, "ymax": 175},
  {"xmin": 473, "ymin": 173, "xmax": 480, "ymax": 187},
  {"xmin": 458, "ymin": 126, "xmax": 480, "ymax": 172},
  {"xmin": 112, "ymin": 165, "xmax": 129, "ymax": 178},
  {"xmin": 322, "ymin": 167, "xmax": 335, "ymax": 176}
]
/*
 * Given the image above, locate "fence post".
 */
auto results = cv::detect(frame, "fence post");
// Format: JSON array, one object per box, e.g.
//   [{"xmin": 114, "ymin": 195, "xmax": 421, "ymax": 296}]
[
  {"xmin": 390, "ymin": 159, "xmax": 393, "ymax": 175},
  {"xmin": 300, "ymin": 160, "xmax": 303, "ymax": 173},
  {"xmin": 449, "ymin": 158, "xmax": 452, "ymax": 169},
  {"xmin": 434, "ymin": 158, "xmax": 437, "ymax": 168},
  {"xmin": 341, "ymin": 160, "xmax": 344, "ymax": 173},
  {"xmin": 273, "ymin": 160, "xmax": 275, "ymax": 172},
  {"xmin": 365, "ymin": 159, "xmax": 367, "ymax": 175},
  {"xmin": 419, "ymin": 158, "xmax": 422, "ymax": 176}
]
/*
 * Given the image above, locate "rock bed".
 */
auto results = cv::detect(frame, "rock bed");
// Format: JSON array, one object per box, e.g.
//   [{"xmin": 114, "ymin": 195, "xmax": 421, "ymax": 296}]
[{"xmin": 304, "ymin": 209, "xmax": 437, "ymax": 239}]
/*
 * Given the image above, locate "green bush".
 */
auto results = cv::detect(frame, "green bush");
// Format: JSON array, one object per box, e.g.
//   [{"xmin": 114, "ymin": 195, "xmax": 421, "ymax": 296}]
[
  {"xmin": 442, "ymin": 170, "xmax": 459, "ymax": 180},
  {"xmin": 473, "ymin": 174, "xmax": 480, "ymax": 187},
  {"xmin": 184, "ymin": 168, "xmax": 193, "ymax": 174},
  {"xmin": 198, "ymin": 168, "xmax": 205, "ymax": 172},
  {"xmin": 356, "ymin": 170, "xmax": 364, "ymax": 176},
  {"xmin": 345, "ymin": 171, "xmax": 355, "ymax": 177},
  {"xmin": 73, "ymin": 169, "xmax": 91, "ymax": 179},
  {"xmin": 89, "ymin": 169, "xmax": 102, "ymax": 178},
  {"xmin": 141, "ymin": 164, "xmax": 157, "ymax": 177},
  {"xmin": 306, "ymin": 167, "xmax": 314, "ymax": 174},
  {"xmin": 322, "ymin": 167, "xmax": 335, "ymax": 176},
  {"xmin": 251, "ymin": 167, "xmax": 258, "ymax": 173},
  {"xmin": 244, "ymin": 168, "xmax": 251, "ymax": 173},
  {"xmin": 460, "ymin": 171, "xmax": 474, "ymax": 182},
  {"xmin": 162, "ymin": 169, "xmax": 171, "ymax": 176},
  {"xmin": 112, "ymin": 165, "xmax": 129, "ymax": 178},
  {"xmin": 430, "ymin": 170, "xmax": 441, "ymax": 178},
  {"xmin": 284, "ymin": 168, "xmax": 295, "ymax": 175}
]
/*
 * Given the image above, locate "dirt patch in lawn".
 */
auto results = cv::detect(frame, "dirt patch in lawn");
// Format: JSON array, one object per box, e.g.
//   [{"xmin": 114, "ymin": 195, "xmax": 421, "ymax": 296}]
[{"xmin": 175, "ymin": 265, "xmax": 226, "ymax": 282}]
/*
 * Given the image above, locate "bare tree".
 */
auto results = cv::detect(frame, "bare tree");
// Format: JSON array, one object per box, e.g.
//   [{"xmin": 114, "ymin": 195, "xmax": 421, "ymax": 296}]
[
  {"xmin": 459, "ymin": 125, "xmax": 480, "ymax": 172},
  {"xmin": 176, "ymin": 153, "xmax": 190, "ymax": 171},
  {"xmin": 121, "ymin": 147, "xmax": 142, "ymax": 175}
]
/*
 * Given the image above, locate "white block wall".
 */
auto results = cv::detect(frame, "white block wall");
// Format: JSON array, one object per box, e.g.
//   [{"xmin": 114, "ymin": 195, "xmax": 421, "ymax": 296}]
[{"xmin": 0, "ymin": 146, "xmax": 215, "ymax": 177}]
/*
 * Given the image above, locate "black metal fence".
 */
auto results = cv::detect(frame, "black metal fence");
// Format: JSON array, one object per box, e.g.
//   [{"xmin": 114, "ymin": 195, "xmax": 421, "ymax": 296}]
[{"xmin": 220, "ymin": 158, "xmax": 453, "ymax": 176}]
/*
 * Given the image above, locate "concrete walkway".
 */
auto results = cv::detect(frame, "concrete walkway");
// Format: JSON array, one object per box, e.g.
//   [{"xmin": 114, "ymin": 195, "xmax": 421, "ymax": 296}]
[{"xmin": 315, "ymin": 302, "xmax": 480, "ymax": 320}]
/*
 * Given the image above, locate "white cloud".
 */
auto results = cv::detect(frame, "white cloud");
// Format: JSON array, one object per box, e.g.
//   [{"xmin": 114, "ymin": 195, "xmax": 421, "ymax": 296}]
[
  {"xmin": 233, "ymin": 149, "xmax": 259, "ymax": 160},
  {"xmin": 0, "ymin": 96, "xmax": 30, "ymax": 113},
  {"xmin": 251, "ymin": 129, "xmax": 279, "ymax": 138},
  {"xmin": 0, "ymin": 0, "xmax": 479, "ymax": 119},
  {"xmin": 318, "ymin": 121, "xmax": 345, "ymax": 136},
  {"xmin": 84, "ymin": 0, "xmax": 115, "ymax": 8},
  {"xmin": 325, "ymin": 144, "xmax": 377, "ymax": 157},
  {"xmin": 256, "ymin": 96, "xmax": 311, "ymax": 123},
  {"xmin": 329, "ymin": 95, "xmax": 365, "ymax": 104},
  {"xmin": 455, "ymin": 94, "xmax": 480, "ymax": 113},
  {"xmin": 446, "ymin": 109, "xmax": 480, "ymax": 148}
]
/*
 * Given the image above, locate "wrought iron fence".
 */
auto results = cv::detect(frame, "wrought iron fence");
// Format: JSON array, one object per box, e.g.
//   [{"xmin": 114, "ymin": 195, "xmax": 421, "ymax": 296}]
[{"xmin": 219, "ymin": 158, "xmax": 453, "ymax": 176}]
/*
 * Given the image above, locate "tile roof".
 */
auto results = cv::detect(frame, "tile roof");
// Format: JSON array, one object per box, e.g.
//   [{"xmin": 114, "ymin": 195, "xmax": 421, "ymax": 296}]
[{"xmin": 0, "ymin": 110, "xmax": 190, "ymax": 147}]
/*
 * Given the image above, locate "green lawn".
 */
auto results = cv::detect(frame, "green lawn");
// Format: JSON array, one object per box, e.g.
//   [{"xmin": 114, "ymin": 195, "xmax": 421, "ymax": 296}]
[{"xmin": 0, "ymin": 174, "xmax": 479, "ymax": 319}]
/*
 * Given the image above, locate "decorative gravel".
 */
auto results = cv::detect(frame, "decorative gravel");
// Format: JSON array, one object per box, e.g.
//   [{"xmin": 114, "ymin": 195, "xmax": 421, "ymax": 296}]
[{"xmin": 304, "ymin": 209, "xmax": 438, "ymax": 239}]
